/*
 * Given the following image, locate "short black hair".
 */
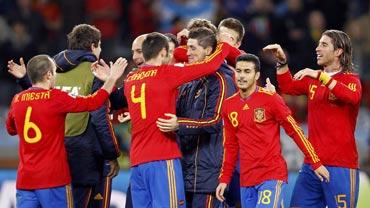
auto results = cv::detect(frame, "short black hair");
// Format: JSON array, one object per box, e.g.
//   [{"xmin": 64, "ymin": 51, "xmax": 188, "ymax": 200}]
[
  {"xmin": 142, "ymin": 32, "xmax": 169, "ymax": 61},
  {"xmin": 218, "ymin": 18, "xmax": 245, "ymax": 43},
  {"xmin": 27, "ymin": 55, "xmax": 55, "ymax": 84},
  {"xmin": 67, "ymin": 24, "xmax": 101, "ymax": 50},
  {"xmin": 164, "ymin": 33, "xmax": 179, "ymax": 47},
  {"xmin": 236, "ymin": 53, "xmax": 260, "ymax": 72},
  {"xmin": 188, "ymin": 28, "xmax": 217, "ymax": 53}
]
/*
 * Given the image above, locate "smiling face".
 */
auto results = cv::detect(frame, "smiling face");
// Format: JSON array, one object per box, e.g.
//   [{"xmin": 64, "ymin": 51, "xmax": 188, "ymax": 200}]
[
  {"xmin": 235, "ymin": 61, "xmax": 260, "ymax": 93},
  {"xmin": 187, "ymin": 38, "xmax": 210, "ymax": 63},
  {"xmin": 316, "ymin": 35, "xmax": 342, "ymax": 69}
]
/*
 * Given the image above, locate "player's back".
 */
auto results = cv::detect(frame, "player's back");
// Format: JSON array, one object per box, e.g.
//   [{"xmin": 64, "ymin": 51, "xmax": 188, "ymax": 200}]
[
  {"xmin": 7, "ymin": 88, "xmax": 71, "ymax": 189},
  {"xmin": 124, "ymin": 65, "xmax": 182, "ymax": 166}
]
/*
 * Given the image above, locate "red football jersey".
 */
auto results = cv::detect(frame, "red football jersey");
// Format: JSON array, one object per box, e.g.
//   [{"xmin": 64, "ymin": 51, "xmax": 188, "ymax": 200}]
[
  {"xmin": 277, "ymin": 70, "xmax": 361, "ymax": 168},
  {"xmin": 6, "ymin": 88, "xmax": 109, "ymax": 189},
  {"xmin": 124, "ymin": 43, "xmax": 230, "ymax": 166},
  {"xmin": 219, "ymin": 87, "xmax": 321, "ymax": 186}
]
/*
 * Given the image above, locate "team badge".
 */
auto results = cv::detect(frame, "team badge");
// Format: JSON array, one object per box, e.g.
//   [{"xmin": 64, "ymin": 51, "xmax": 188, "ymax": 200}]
[{"xmin": 254, "ymin": 108, "xmax": 266, "ymax": 123}]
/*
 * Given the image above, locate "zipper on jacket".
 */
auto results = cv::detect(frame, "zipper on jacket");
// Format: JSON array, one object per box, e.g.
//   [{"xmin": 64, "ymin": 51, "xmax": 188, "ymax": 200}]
[{"xmin": 193, "ymin": 81, "xmax": 208, "ymax": 193}]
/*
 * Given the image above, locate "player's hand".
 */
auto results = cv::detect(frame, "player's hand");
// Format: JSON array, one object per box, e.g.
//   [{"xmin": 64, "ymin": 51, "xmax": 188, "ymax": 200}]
[
  {"xmin": 156, "ymin": 113, "xmax": 179, "ymax": 132},
  {"xmin": 177, "ymin": 29, "xmax": 189, "ymax": 43},
  {"xmin": 118, "ymin": 112, "xmax": 131, "ymax": 123},
  {"xmin": 107, "ymin": 159, "xmax": 120, "ymax": 178},
  {"xmin": 293, "ymin": 68, "xmax": 319, "ymax": 80},
  {"xmin": 218, "ymin": 32, "xmax": 235, "ymax": 46},
  {"xmin": 264, "ymin": 78, "xmax": 276, "ymax": 93},
  {"xmin": 262, "ymin": 44, "xmax": 287, "ymax": 63},
  {"xmin": 216, "ymin": 183, "xmax": 227, "ymax": 202},
  {"xmin": 109, "ymin": 57, "xmax": 128, "ymax": 81},
  {"xmin": 314, "ymin": 165, "xmax": 330, "ymax": 183},
  {"xmin": 8, "ymin": 57, "xmax": 27, "ymax": 78},
  {"xmin": 91, "ymin": 59, "xmax": 110, "ymax": 81}
]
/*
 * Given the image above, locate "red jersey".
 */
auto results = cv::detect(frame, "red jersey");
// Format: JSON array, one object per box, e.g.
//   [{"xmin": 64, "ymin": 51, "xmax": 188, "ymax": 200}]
[
  {"xmin": 277, "ymin": 70, "xmax": 361, "ymax": 168},
  {"xmin": 124, "ymin": 43, "xmax": 231, "ymax": 166},
  {"xmin": 219, "ymin": 87, "xmax": 321, "ymax": 186},
  {"xmin": 6, "ymin": 87, "xmax": 109, "ymax": 189}
]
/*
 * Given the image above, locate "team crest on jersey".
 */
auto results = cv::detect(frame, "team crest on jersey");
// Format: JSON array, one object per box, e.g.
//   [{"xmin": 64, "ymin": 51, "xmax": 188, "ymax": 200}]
[{"xmin": 254, "ymin": 108, "xmax": 266, "ymax": 123}]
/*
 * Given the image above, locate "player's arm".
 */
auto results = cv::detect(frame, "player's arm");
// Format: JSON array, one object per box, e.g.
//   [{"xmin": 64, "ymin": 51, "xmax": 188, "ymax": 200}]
[
  {"xmin": 225, "ymin": 46, "xmax": 243, "ymax": 67},
  {"xmin": 218, "ymin": 108, "xmax": 239, "ymax": 185},
  {"xmin": 272, "ymin": 94, "xmax": 330, "ymax": 181},
  {"xmin": 291, "ymin": 68, "xmax": 362, "ymax": 105},
  {"xmin": 217, "ymin": 109, "xmax": 239, "ymax": 201},
  {"xmin": 263, "ymin": 44, "xmax": 309, "ymax": 95},
  {"xmin": 91, "ymin": 59, "xmax": 128, "ymax": 110},
  {"xmin": 90, "ymin": 78, "xmax": 121, "ymax": 160},
  {"xmin": 56, "ymin": 58, "xmax": 128, "ymax": 113},
  {"xmin": 318, "ymin": 72, "xmax": 361, "ymax": 105},
  {"xmin": 177, "ymin": 72, "xmax": 226, "ymax": 135},
  {"xmin": 5, "ymin": 100, "xmax": 17, "ymax": 135},
  {"xmin": 167, "ymin": 42, "xmax": 232, "ymax": 87}
]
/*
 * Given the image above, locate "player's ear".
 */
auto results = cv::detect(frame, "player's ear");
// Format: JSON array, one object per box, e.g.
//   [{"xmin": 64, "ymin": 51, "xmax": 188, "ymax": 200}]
[
  {"xmin": 255, "ymin": 71, "xmax": 260, "ymax": 81},
  {"xmin": 205, "ymin": 46, "xmax": 213, "ymax": 56}
]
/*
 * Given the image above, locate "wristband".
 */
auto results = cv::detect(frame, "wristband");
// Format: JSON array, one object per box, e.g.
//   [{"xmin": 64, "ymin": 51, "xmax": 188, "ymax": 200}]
[{"xmin": 318, "ymin": 71, "xmax": 332, "ymax": 86}]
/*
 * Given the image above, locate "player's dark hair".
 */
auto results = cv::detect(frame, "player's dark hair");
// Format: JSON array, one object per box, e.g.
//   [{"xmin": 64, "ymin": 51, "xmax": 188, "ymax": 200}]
[
  {"xmin": 188, "ymin": 28, "xmax": 217, "ymax": 53},
  {"xmin": 218, "ymin": 18, "xmax": 245, "ymax": 43},
  {"xmin": 236, "ymin": 53, "xmax": 261, "ymax": 72},
  {"xmin": 27, "ymin": 55, "xmax": 55, "ymax": 84},
  {"xmin": 165, "ymin": 33, "xmax": 179, "ymax": 47},
  {"xmin": 142, "ymin": 32, "xmax": 169, "ymax": 61},
  {"xmin": 67, "ymin": 24, "xmax": 101, "ymax": 51},
  {"xmin": 322, "ymin": 29, "xmax": 353, "ymax": 72},
  {"xmin": 187, "ymin": 18, "xmax": 217, "ymax": 34}
]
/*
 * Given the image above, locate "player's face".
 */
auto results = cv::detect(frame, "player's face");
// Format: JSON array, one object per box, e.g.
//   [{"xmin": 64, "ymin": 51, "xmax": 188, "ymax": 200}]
[
  {"xmin": 218, "ymin": 26, "xmax": 241, "ymax": 48},
  {"xmin": 92, "ymin": 41, "xmax": 102, "ymax": 59},
  {"xmin": 187, "ymin": 38, "xmax": 209, "ymax": 63},
  {"xmin": 132, "ymin": 39, "xmax": 145, "ymax": 66},
  {"xmin": 316, "ymin": 35, "xmax": 337, "ymax": 67},
  {"xmin": 235, "ymin": 61, "xmax": 260, "ymax": 91}
]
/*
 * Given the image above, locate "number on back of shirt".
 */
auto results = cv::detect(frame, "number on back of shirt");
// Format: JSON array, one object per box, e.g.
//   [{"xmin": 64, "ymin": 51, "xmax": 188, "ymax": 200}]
[
  {"xmin": 23, "ymin": 106, "xmax": 42, "ymax": 143},
  {"xmin": 131, "ymin": 83, "xmax": 147, "ymax": 119}
]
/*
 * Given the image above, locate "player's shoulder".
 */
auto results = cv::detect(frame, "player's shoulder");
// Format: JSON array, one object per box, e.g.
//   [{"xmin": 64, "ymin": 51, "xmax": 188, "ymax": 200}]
[{"xmin": 224, "ymin": 92, "xmax": 239, "ymax": 103}]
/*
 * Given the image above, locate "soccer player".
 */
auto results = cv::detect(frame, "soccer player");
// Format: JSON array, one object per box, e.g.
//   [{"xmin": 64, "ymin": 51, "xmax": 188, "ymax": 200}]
[
  {"xmin": 263, "ymin": 29, "xmax": 362, "ymax": 207},
  {"xmin": 132, "ymin": 34, "xmax": 147, "ymax": 67},
  {"xmin": 215, "ymin": 54, "xmax": 329, "ymax": 207},
  {"xmin": 157, "ymin": 27, "xmax": 237, "ymax": 208},
  {"xmin": 124, "ymin": 32, "xmax": 232, "ymax": 207},
  {"xmin": 173, "ymin": 18, "xmax": 243, "ymax": 66},
  {"xmin": 8, "ymin": 24, "xmax": 123, "ymax": 208},
  {"xmin": 6, "ymin": 54, "xmax": 127, "ymax": 208}
]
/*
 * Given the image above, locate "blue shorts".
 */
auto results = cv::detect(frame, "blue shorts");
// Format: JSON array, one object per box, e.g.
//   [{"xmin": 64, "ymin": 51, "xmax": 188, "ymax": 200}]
[
  {"xmin": 240, "ymin": 180, "xmax": 286, "ymax": 208},
  {"xmin": 290, "ymin": 164, "xmax": 359, "ymax": 208},
  {"xmin": 16, "ymin": 184, "xmax": 73, "ymax": 208},
  {"xmin": 130, "ymin": 159, "xmax": 186, "ymax": 207}
]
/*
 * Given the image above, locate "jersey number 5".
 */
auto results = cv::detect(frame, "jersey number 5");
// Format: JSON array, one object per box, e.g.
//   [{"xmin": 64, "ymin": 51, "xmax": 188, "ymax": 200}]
[
  {"xmin": 131, "ymin": 83, "xmax": 147, "ymax": 119},
  {"xmin": 23, "ymin": 106, "xmax": 42, "ymax": 143}
]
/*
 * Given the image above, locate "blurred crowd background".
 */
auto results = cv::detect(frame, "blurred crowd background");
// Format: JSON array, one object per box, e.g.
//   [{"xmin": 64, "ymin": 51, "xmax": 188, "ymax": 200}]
[{"xmin": 0, "ymin": 0, "xmax": 370, "ymax": 175}]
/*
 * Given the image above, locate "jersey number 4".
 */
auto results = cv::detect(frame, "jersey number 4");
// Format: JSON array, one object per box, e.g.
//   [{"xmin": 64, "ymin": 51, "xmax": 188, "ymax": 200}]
[
  {"xmin": 131, "ymin": 83, "xmax": 147, "ymax": 119},
  {"xmin": 23, "ymin": 106, "xmax": 42, "ymax": 143}
]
